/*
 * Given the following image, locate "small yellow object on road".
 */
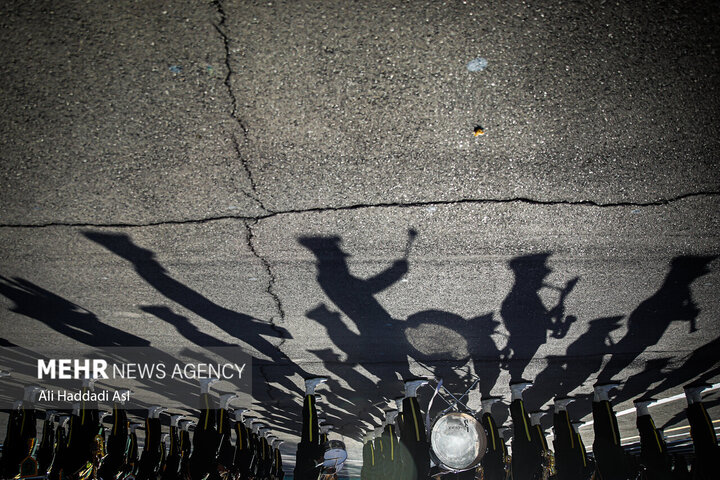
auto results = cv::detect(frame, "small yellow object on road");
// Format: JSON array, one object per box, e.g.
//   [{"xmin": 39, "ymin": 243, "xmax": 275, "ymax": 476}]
[{"xmin": 474, "ymin": 126, "xmax": 485, "ymax": 136}]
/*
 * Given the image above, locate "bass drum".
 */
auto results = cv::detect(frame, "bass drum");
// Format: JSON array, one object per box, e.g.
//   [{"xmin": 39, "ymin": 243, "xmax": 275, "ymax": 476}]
[{"xmin": 430, "ymin": 412, "xmax": 487, "ymax": 472}]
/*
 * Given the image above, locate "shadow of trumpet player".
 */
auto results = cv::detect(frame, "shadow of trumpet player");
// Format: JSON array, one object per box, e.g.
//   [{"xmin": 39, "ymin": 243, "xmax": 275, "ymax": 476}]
[{"xmin": 499, "ymin": 253, "xmax": 579, "ymax": 382}]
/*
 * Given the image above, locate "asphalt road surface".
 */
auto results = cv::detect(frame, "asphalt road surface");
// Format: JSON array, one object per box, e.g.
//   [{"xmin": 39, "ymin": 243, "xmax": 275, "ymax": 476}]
[{"xmin": 1, "ymin": 1, "xmax": 719, "ymax": 478}]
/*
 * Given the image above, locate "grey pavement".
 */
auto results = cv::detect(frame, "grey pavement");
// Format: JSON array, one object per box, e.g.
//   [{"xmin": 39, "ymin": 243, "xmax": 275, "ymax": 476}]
[{"xmin": 1, "ymin": 0, "xmax": 719, "ymax": 477}]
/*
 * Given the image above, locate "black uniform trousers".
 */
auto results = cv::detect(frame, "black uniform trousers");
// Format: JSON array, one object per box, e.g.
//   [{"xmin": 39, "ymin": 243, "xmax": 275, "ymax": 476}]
[
  {"xmin": 481, "ymin": 412, "xmax": 507, "ymax": 480},
  {"xmin": 510, "ymin": 399, "xmax": 544, "ymax": 480},
  {"xmin": 137, "ymin": 416, "xmax": 163, "ymax": 480},
  {"xmin": 232, "ymin": 421, "xmax": 253, "ymax": 479},
  {"xmin": 592, "ymin": 400, "xmax": 633, "ymax": 480},
  {"xmin": 687, "ymin": 402, "xmax": 719, "ymax": 480},
  {"xmin": 637, "ymin": 413, "xmax": 672, "ymax": 480},
  {"xmin": 399, "ymin": 397, "xmax": 430, "ymax": 480},
  {"xmin": 160, "ymin": 425, "xmax": 182, "ymax": 480},
  {"xmin": 215, "ymin": 407, "xmax": 235, "ymax": 475},
  {"xmin": 552, "ymin": 411, "xmax": 591, "ymax": 480},
  {"xmin": 99, "ymin": 403, "xmax": 129, "ymax": 480},
  {"xmin": 361, "ymin": 440, "xmax": 376, "ymax": 480},
  {"xmin": 37, "ymin": 417, "xmax": 55, "ymax": 474},
  {"xmin": 294, "ymin": 394, "xmax": 324, "ymax": 480},
  {"xmin": 189, "ymin": 393, "xmax": 222, "ymax": 480}
]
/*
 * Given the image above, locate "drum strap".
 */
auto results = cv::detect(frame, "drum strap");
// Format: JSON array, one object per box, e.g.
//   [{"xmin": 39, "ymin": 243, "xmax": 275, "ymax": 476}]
[
  {"xmin": 425, "ymin": 380, "xmax": 443, "ymax": 434},
  {"xmin": 487, "ymin": 416, "xmax": 496, "ymax": 450}
]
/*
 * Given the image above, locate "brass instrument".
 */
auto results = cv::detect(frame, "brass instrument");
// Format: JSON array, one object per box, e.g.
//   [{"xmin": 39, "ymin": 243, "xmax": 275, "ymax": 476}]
[{"xmin": 541, "ymin": 449, "xmax": 556, "ymax": 480}]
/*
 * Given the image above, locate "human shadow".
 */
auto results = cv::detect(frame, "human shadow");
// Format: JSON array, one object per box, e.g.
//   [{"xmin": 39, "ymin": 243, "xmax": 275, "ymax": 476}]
[
  {"xmin": 299, "ymin": 232, "xmax": 503, "ymax": 430},
  {"xmin": 298, "ymin": 234, "xmax": 414, "ymax": 387},
  {"xmin": 83, "ymin": 231, "xmax": 308, "ymax": 400},
  {"xmin": 0, "ymin": 299, "xmax": 193, "ymax": 409},
  {"xmin": 527, "ymin": 315, "xmax": 624, "ymax": 407},
  {"xmin": 140, "ymin": 305, "xmax": 275, "ymax": 399},
  {"xmin": 597, "ymin": 255, "xmax": 717, "ymax": 384},
  {"xmin": 613, "ymin": 357, "xmax": 673, "ymax": 406},
  {"xmin": 661, "ymin": 397, "xmax": 720, "ymax": 431},
  {"xmin": 403, "ymin": 309, "xmax": 501, "ymax": 400},
  {"xmin": 499, "ymin": 253, "xmax": 578, "ymax": 383},
  {"xmin": 139, "ymin": 306, "xmax": 233, "ymax": 347},
  {"xmin": 303, "ymin": 306, "xmax": 502, "ymax": 439},
  {"xmin": 304, "ymin": 303, "xmax": 408, "ymax": 438},
  {"xmin": 644, "ymin": 333, "xmax": 720, "ymax": 399},
  {"xmin": 0, "ymin": 275, "xmax": 149, "ymax": 347}
]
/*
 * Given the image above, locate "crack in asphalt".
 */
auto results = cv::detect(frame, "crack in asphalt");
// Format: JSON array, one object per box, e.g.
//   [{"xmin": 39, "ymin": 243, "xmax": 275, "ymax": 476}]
[
  {"xmin": 257, "ymin": 363, "xmax": 277, "ymax": 403},
  {"xmin": 211, "ymin": 0, "xmax": 270, "ymax": 213},
  {"xmin": 1, "ymin": 190, "xmax": 718, "ymax": 229},
  {"xmin": 243, "ymin": 219, "xmax": 288, "ymax": 348}
]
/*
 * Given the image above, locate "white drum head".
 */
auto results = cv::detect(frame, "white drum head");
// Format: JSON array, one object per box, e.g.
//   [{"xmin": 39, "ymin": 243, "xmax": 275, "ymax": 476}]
[{"xmin": 430, "ymin": 412, "xmax": 486, "ymax": 471}]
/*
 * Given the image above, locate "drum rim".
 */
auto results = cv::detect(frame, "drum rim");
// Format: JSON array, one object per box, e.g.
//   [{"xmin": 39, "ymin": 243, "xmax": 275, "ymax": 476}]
[{"xmin": 429, "ymin": 411, "xmax": 487, "ymax": 472}]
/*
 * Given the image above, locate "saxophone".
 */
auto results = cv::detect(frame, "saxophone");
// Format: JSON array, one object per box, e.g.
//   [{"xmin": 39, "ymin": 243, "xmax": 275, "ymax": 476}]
[{"xmin": 541, "ymin": 450, "xmax": 556, "ymax": 480}]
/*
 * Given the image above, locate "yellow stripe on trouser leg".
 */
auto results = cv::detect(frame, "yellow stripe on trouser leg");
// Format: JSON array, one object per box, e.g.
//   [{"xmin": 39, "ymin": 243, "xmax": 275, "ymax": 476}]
[
  {"xmin": 308, "ymin": 395, "xmax": 313, "ymax": 443},
  {"xmin": 605, "ymin": 402, "xmax": 618, "ymax": 445},
  {"xmin": 650, "ymin": 418, "xmax": 662, "ymax": 452},
  {"xmin": 520, "ymin": 402, "xmax": 531, "ymax": 442},
  {"xmin": 410, "ymin": 400, "xmax": 421, "ymax": 442},
  {"xmin": 204, "ymin": 395, "xmax": 210, "ymax": 430},
  {"xmin": 702, "ymin": 405, "xmax": 714, "ymax": 443},
  {"xmin": 488, "ymin": 417, "xmax": 496, "ymax": 450},
  {"xmin": 537, "ymin": 425, "xmax": 547, "ymax": 451},
  {"xmin": 390, "ymin": 426, "xmax": 395, "ymax": 461},
  {"xmin": 564, "ymin": 411, "xmax": 574, "ymax": 449}
]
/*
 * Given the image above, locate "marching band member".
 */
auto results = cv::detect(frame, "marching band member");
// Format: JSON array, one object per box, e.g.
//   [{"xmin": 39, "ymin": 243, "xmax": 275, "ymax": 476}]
[
  {"xmin": 189, "ymin": 378, "xmax": 222, "ymax": 480},
  {"xmin": 372, "ymin": 427, "xmax": 384, "ymax": 480},
  {"xmin": 272, "ymin": 438, "xmax": 285, "ymax": 480},
  {"xmin": 361, "ymin": 431, "xmax": 377, "ymax": 480},
  {"xmin": 215, "ymin": 393, "xmax": 239, "ymax": 477},
  {"xmin": 529, "ymin": 411, "xmax": 551, "ymax": 462},
  {"xmin": 61, "ymin": 378, "xmax": 100, "ymax": 478},
  {"xmin": 551, "ymin": 398, "xmax": 591, "ymax": 480},
  {"xmin": 36, "ymin": 410, "xmax": 57, "ymax": 475},
  {"xmin": 509, "ymin": 381, "xmax": 545, "ymax": 479},
  {"xmin": 250, "ymin": 422, "xmax": 267, "ymax": 478},
  {"xmin": 98, "ymin": 390, "xmax": 131, "ymax": 480},
  {"xmin": 258, "ymin": 427, "xmax": 275, "ymax": 479},
  {"xmin": 126, "ymin": 421, "xmax": 142, "ymax": 477},
  {"xmin": 1, "ymin": 386, "xmax": 44, "ymax": 478},
  {"xmin": 178, "ymin": 419, "xmax": 194, "ymax": 479},
  {"xmin": 48, "ymin": 415, "xmax": 70, "ymax": 480},
  {"xmin": 480, "ymin": 397, "xmax": 507, "ymax": 480},
  {"xmin": 231, "ymin": 409, "xmax": 253, "ymax": 478},
  {"xmin": 683, "ymin": 384, "xmax": 719, "ymax": 479},
  {"xmin": 498, "ymin": 427, "xmax": 512, "ymax": 479},
  {"xmin": 159, "ymin": 414, "xmax": 185, "ymax": 480},
  {"xmin": 136, "ymin": 405, "xmax": 167, "ymax": 480},
  {"xmin": 591, "ymin": 383, "xmax": 633, "ymax": 480},
  {"xmin": 634, "ymin": 398, "xmax": 673, "ymax": 479},
  {"xmin": 294, "ymin": 377, "xmax": 329, "ymax": 480},
  {"xmin": 380, "ymin": 408, "xmax": 402, "ymax": 480},
  {"xmin": 398, "ymin": 379, "xmax": 430, "ymax": 480}
]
